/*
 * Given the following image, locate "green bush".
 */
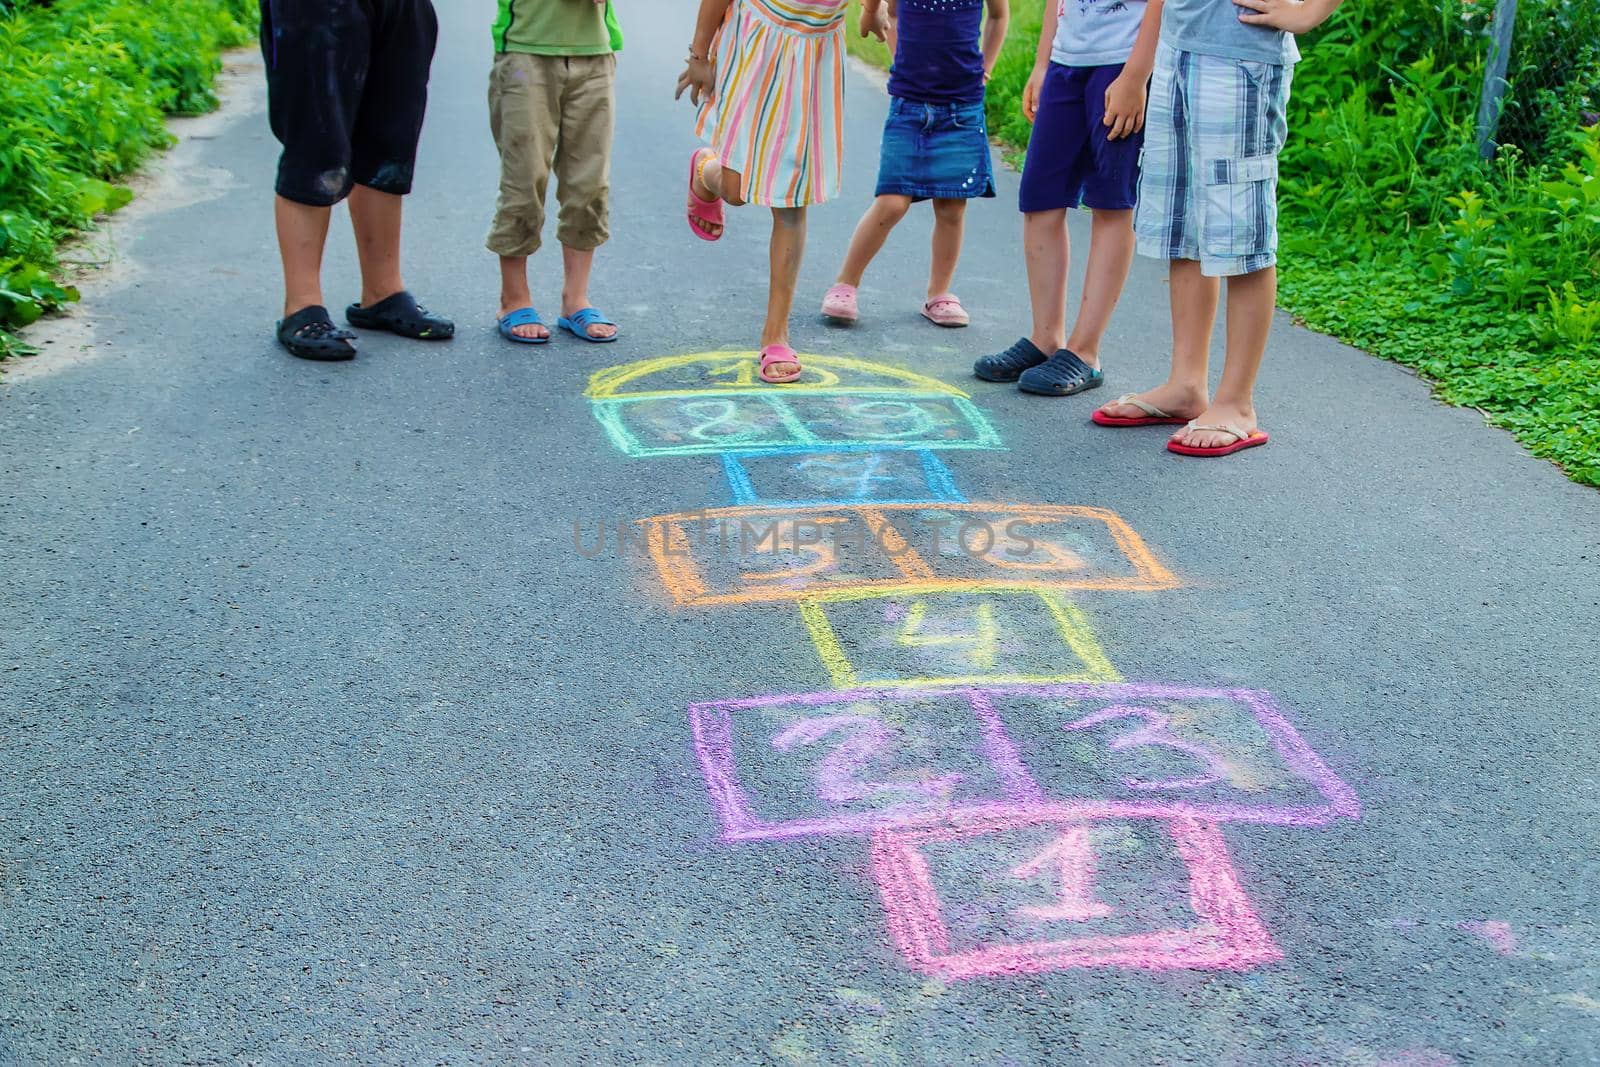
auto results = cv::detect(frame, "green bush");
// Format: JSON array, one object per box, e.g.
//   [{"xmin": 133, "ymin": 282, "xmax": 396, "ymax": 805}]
[
  {"xmin": 848, "ymin": 0, "xmax": 1600, "ymax": 488},
  {"xmin": 0, "ymin": 0, "xmax": 254, "ymax": 358}
]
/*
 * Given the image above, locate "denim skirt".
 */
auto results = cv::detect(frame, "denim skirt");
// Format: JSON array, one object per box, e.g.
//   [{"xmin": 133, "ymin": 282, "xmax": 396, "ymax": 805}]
[{"xmin": 874, "ymin": 96, "xmax": 997, "ymax": 201}]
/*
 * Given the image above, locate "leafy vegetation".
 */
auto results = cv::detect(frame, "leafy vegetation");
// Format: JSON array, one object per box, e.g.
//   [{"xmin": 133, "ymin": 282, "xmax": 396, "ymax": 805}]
[
  {"xmin": 848, "ymin": 0, "xmax": 1600, "ymax": 487},
  {"xmin": 0, "ymin": 0, "xmax": 254, "ymax": 358}
]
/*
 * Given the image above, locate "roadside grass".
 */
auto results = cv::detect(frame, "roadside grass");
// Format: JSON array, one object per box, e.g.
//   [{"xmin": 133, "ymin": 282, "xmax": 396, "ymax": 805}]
[
  {"xmin": 845, "ymin": 0, "xmax": 1600, "ymax": 489},
  {"xmin": 0, "ymin": 0, "xmax": 255, "ymax": 360}
]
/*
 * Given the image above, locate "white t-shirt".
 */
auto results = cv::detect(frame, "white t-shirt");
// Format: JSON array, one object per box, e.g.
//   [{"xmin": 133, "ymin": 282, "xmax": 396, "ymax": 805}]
[{"xmin": 1051, "ymin": 0, "xmax": 1148, "ymax": 68}]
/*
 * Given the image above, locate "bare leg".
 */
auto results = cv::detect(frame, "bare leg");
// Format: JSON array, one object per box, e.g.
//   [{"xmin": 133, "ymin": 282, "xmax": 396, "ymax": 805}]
[
  {"xmin": 561, "ymin": 244, "xmax": 616, "ymax": 339},
  {"xmin": 1023, "ymin": 208, "xmax": 1069, "ymax": 355},
  {"xmin": 1172, "ymin": 266, "xmax": 1275, "ymax": 448},
  {"xmin": 761, "ymin": 206, "xmax": 807, "ymax": 373},
  {"xmin": 275, "ymin": 195, "xmax": 332, "ymax": 317},
  {"xmin": 1098, "ymin": 258, "xmax": 1216, "ymax": 421},
  {"xmin": 1064, "ymin": 208, "xmax": 1136, "ymax": 370},
  {"xmin": 497, "ymin": 255, "xmax": 549, "ymax": 341},
  {"xmin": 348, "ymin": 184, "xmax": 407, "ymax": 309},
  {"xmin": 836, "ymin": 195, "xmax": 912, "ymax": 287},
  {"xmin": 928, "ymin": 198, "xmax": 966, "ymax": 298}
]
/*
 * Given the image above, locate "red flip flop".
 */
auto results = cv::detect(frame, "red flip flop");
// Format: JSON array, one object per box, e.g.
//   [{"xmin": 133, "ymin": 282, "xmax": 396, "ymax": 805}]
[
  {"xmin": 687, "ymin": 148, "xmax": 725, "ymax": 242},
  {"xmin": 1092, "ymin": 393, "xmax": 1192, "ymax": 427},
  {"xmin": 1167, "ymin": 423, "xmax": 1270, "ymax": 457}
]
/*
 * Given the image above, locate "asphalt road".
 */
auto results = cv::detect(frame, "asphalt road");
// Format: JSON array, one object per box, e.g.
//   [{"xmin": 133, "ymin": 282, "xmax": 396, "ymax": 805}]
[{"xmin": 2, "ymin": 1, "xmax": 1599, "ymax": 1063}]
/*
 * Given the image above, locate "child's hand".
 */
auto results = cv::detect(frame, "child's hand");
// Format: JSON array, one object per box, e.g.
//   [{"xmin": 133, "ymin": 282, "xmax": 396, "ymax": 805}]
[
  {"xmin": 859, "ymin": 3, "xmax": 889, "ymax": 42},
  {"xmin": 675, "ymin": 56, "xmax": 716, "ymax": 108},
  {"xmin": 1102, "ymin": 70, "xmax": 1147, "ymax": 141},
  {"xmin": 1234, "ymin": 0, "xmax": 1338, "ymax": 34},
  {"xmin": 1022, "ymin": 64, "xmax": 1046, "ymax": 123}
]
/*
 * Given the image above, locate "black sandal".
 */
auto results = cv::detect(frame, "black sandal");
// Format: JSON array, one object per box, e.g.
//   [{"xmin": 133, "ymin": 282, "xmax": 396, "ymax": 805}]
[
  {"xmin": 345, "ymin": 291, "xmax": 455, "ymax": 340},
  {"xmin": 277, "ymin": 306, "xmax": 357, "ymax": 362},
  {"xmin": 1018, "ymin": 349, "xmax": 1105, "ymax": 397},
  {"xmin": 973, "ymin": 337, "xmax": 1048, "ymax": 383}
]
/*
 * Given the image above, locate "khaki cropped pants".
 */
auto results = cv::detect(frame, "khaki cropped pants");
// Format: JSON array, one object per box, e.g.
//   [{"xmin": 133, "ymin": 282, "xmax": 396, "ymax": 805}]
[{"xmin": 486, "ymin": 52, "xmax": 616, "ymax": 257}]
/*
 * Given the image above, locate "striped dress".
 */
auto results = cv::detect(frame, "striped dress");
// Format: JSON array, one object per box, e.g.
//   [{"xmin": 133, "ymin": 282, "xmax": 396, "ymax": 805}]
[{"xmin": 695, "ymin": 0, "xmax": 849, "ymax": 208}]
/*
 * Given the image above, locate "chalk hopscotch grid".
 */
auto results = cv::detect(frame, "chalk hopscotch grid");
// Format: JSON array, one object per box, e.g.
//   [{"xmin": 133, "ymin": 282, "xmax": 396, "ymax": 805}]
[{"xmin": 584, "ymin": 350, "xmax": 1360, "ymax": 979}]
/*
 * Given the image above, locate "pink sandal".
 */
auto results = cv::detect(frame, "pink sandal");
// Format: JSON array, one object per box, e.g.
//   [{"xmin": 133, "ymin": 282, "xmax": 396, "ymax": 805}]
[
  {"xmin": 687, "ymin": 148, "xmax": 725, "ymax": 242},
  {"xmin": 821, "ymin": 283, "xmax": 859, "ymax": 323},
  {"xmin": 922, "ymin": 293, "xmax": 970, "ymax": 328},
  {"xmin": 758, "ymin": 344, "xmax": 803, "ymax": 384}
]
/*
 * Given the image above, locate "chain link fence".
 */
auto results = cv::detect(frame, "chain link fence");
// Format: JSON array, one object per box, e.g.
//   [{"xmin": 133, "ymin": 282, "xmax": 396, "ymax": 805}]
[{"xmin": 1476, "ymin": 0, "xmax": 1600, "ymax": 159}]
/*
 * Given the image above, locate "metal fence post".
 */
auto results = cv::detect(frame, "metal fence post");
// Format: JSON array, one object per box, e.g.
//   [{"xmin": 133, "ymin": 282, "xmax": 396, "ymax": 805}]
[{"xmin": 1476, "ymin": 0, "xmax": 1519, "ymax": 159}]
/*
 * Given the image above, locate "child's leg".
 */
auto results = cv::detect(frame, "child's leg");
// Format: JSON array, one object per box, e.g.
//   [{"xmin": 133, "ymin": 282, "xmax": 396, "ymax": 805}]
[
  {"xmin": 488, "ymin": 54, "xmax": 560, "ymax": 339},
  {"xmin": 1163, "ymin": 51, "xmax": 1288, "ymax": 447},
  {"xmin": 835, "ymin": 195, "xmax": 913, "ymax": 287},
  {"xmin": 1022, "ymin": 208, "xmax": 1070, "ymax": 354},
  {"xmin": 1171, "ymin": 266, "xmax": 1274, "ymax": 447},
  {"xmin": 497, "ymin": 256, "xmax": 546, "ymax": 340},
  {"xmin": 1098, "ymin": 258, "xmax": 1215, "ymax": 420},
  {"xmin": 928, "ymin": 198, "xmax": 966, "ymax": 298},
  {"xmin": 560, "ymin": 247, "xmax": 615, "ymax": 338},
  {"xmin": 348, "ymin": 185, "xmax": 407, "ymax": 309},
  {"xmin": 1063, "ymin": 208, "xmax": 1135, "ymax": 369},
  {"xmin": 554, "ymin": 54, "xmax": 617, "ymax": 338},
  {"xmin": 275, "ymin": 197, "xmax": 333, "ymax": 317},
  {"xmin": 762, "ymin": 206, "xmax": 807, "ymax": 370}
]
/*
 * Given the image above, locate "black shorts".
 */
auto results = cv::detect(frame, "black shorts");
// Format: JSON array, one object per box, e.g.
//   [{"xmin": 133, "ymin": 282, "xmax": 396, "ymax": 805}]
[{"xmin": 259, "ymin": 0, "xmax": 439, "ymax": 207}]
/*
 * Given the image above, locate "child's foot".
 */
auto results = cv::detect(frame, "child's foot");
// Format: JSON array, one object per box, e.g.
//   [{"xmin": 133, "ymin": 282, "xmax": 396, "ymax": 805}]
[
  {"xmin": 821, "ymin": 283, "xmax": 858, "ymax": 323},
  {"xmin": 1169, "ymin": 402, "xmax": 1262, "ymax": 452},
  {"xmin": 561, "ymin": 300, "xmax": 618, "ymax": 340},
  {"xmin": 1095, "ymin": 384, "xmax": 1207, "ymax": 424},
  {"xmin": 921, "ymin": 293, "xmax": 969, "ymax": 328},
  {"xmin": 498, "ymin": 304, "xmax": 549, "ymax": 342},
  {"xmin": 688, "ymin": 148, "xmax": 725, "ymax": 241}
]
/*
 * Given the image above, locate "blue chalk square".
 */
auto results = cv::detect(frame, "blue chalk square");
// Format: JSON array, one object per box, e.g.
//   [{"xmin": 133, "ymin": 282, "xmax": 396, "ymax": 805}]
[{"xmin": 723, "ymin": 448, "xmax": 968, "ymax": 507}]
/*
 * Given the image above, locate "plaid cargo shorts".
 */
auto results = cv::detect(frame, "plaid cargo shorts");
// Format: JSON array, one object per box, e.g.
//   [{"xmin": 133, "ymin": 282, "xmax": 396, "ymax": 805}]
[{"xmin": 1134, "ymin": 42, "xmax": 1294, "ymax": 277}]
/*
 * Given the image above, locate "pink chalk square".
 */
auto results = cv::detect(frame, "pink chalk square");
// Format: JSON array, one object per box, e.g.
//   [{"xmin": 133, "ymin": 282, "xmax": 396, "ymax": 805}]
[{"xmin": 871, "ymin": 813, "xmax": 1283, "ymax": 979}]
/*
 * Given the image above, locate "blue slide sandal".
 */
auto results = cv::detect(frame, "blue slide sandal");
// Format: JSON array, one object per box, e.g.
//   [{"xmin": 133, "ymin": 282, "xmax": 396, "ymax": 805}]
[
  {"xmin": 557, "ymin": 307, "xmax": 619, "ymax": 343},
  {"xmin": 498, "ymin": 307, "xmax": 550, "ymax": 345}
]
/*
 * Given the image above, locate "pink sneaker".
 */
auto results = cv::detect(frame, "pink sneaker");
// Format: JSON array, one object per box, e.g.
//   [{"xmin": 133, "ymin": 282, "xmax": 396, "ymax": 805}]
[
  {"xmin": 922, "ymin": 293, "xmax": 970, "ymax": 328},
  {"xmin": 821, "ymin": 283, "xmax": 859, "ymax": 323}
]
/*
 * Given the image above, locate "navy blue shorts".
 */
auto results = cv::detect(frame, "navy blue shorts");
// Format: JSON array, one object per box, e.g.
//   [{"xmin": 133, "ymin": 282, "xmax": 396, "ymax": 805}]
[
  {"xmin": 1019, "ymin": 62, "xmax": 1144, "ymax": 214},
  {"xmin": 875, "ymin": 97, "xmax": 997, "ymax": 202},
  {"xmin": 260, "ymin": 0, "xmax": 439, "ymax": 207}
]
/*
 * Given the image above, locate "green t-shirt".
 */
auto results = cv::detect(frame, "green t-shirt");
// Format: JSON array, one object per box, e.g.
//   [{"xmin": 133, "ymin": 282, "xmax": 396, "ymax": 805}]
[{"xmin": 493, "ymin": 0, "xmax": 624, "ymax": 56}]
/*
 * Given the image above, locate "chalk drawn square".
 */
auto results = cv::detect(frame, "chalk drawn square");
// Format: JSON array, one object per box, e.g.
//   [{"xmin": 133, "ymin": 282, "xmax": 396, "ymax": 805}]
[
  {"xmin": 983, "ymin": 682, "xmax": 1362, "ymax": 827},
  {"xmin": 592, "ymin": 394, "xmax": 799, "ymax": 458},
  {"xmin": 722, "ymin": 449, "xmax": 966, "ymax": 508},
  {"xmin": 896, "ymin": 505, "xmax": 1170, "ymax": 587},
  {"xmin": 688, "ymin": 691, "xmax": 1041, "ymax": 843},
  {"xmin": 797, "ymin": 588, "xmax": 1122, "ymax": 689},
  {"xmin": 687, "ymin": 684, "xmax": 1359, "ymax": 838},
  {"xmin": 641, "ymin": 504, "xmax": 1181, "ymax": 607},
  {"xmin": 781, "ymin": 395, "xmax": 1003, "ymax": 451},
  {"xmin": 647, "ymin": 508, "xmax": 916, "ymax": 604},
  {"xmin": 871, "ymin": 814, "xmax": 1282, "ymax": 978}
]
